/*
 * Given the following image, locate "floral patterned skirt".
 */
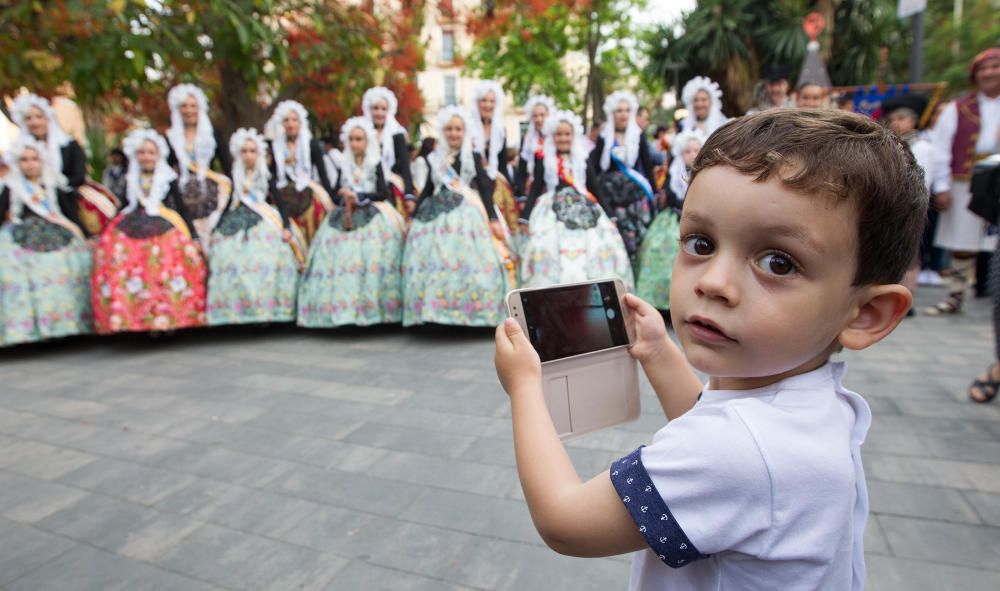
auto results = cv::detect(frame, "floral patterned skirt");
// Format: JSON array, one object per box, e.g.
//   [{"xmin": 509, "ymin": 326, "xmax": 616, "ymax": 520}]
[
  {"xmin": 297, "ymin": 202, "xmax": 404, "ymax": 327},
  {"xmin": 596, "ymin": 169, "xmax": 653, "ymax": 264},
  {"xmin": 402, "ymin": 187, "xmax": 511, "ymax": 327},
  {"xmin": 520, "ymin": 187, "xmax": 633, "ymax": 289},
  {"xmin": 635, "ymin": 209, "xmax": 681, "ymax": 310},
  {"xmin": 207, "ymin": 208, "xmax": 299, "ymax": 326},
  {"xmin": 91, "ymin": 212, "xmax": 207, "ymax": 334},
  {"xmin": 0, "ymin": 219, "xmax": 92, "ymax": 347}
]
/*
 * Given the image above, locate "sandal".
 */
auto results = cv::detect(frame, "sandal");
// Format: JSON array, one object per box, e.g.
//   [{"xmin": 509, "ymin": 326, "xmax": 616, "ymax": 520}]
[
  {"xmin": 925, "ymin": 294, "xmax": 963, "ymax": 316},
  {"xmin": 968, "ymin": 363, "xmax": 1000, "ymax": 404}
]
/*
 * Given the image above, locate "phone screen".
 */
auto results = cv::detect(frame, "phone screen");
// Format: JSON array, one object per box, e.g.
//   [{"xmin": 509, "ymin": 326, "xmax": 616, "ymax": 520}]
[{"xmin": 520, "ymin": 281, "xmax": 629, "ymax": 363}]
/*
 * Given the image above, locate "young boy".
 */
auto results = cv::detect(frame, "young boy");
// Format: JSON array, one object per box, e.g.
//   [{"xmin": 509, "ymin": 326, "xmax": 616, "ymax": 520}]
[{"xmin": 495, "ymin": 110, "xmax": 928, "ymax": 590}]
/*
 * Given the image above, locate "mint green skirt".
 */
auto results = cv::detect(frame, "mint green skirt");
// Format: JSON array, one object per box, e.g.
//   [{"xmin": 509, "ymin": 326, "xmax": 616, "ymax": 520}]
[
  {"xmin": 0, "ymin": 219, "xmax": 92, "ymax": 346},
  {"xmin": 635, "ymin": 210, "xmax": 680, "ymax": 310}
]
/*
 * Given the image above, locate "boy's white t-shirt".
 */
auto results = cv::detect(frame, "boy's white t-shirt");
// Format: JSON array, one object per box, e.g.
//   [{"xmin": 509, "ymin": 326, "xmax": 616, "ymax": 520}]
[{"xmin": 610, "ymin": 362, "xmax": 871, "ymax": 591}]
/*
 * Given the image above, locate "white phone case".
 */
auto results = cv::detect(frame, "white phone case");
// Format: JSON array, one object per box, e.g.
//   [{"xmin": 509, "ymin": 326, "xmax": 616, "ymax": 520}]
[{"xmin": 505, "ymin": 279, "xmax": 641, "ymax": 439}]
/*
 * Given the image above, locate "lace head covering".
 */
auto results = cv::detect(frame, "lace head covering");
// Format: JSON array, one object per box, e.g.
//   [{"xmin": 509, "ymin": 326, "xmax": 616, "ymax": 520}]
[
  {"xmin": 361, "ymin": 86, "xmax": 407, "ymax": 171},
  {"xmin": 4, "ymin": 134, "xmax": 69, "ymax": 224},
  {"xmin": 338, "ymin": 116, "xmax": 383, "ymax": 193},
  {"xmin": 227, "ymin": 128, "xmax": 270, "ymax": 207},
  {"xmin": 599, "ymin": 90, "xmax": 641, "ymax": 171},
  {"xmin": 520, "ymin": 94, "xmax": 556, "ymax": 162},
  {"xmin": 122, "ymin": 129, "xmax": 177, "ymax": 217},
  {"xmin": 10, "ymin": 93, "xmax": 73, "ymax": 180},
  {"xmin": 430, "ymin": 105, "xmax": 476, "ymax": 188},
  {"xmin": 166, "ymin": 84, "xmax": 216, "ymax": 185},
  {"xmin": 267, "ymin": 100, "xmax": 313, "ymax": 191},
  {"xmin": 542, "ymin": 109, "xmax": 588, "ymax": 195},
  {"xmin": 668, "ymin": 130, "xmax": 702, "ymax": 202},
  {"xmin": 681, "ymin": 76, "xmax": 728, "ymax": 139},
  {"xmin": 467, "ymin": 80, "xmax": 506, "ymax": 180}
]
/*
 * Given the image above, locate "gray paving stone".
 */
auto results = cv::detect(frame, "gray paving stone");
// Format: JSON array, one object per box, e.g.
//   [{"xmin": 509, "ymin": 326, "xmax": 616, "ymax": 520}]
[
  {"xmin": 153, "ymin": 523, "xmax": 348, "ymax": 590},
  {"xmin": 865, "ymin": 554, "xmax": 1000, "ymax": 591},
  {"xmin": 0, "ymin": 518, "xmax": 76, "ymax": 585},
  {"xmin": 403, "ymin": 487, "xmax": 540, "ymax": 545},
  {"xmin": 863, "ymin": 517, "xmax": 890, "ymax": 556},
  {"xmin": 35, "ymin": 493, "xmax": 202, "ymax": 561},
  {"xmin": 868, "ymin": 479, "xmax": 982, "ymax": 524},
  {"xmin": 0, "ymin": 440, "xmax": 98, "ymax": 480},
  {"xmin": 58, "ymin": 457, "xmax": 198, "ymax": 506},
  {"xmin": 342, "ymin": 422, "xmax": 478, "ymax": 459},
  {"xmin": 0, "ymin": 471, "xmax": 88, "ymax": 523},
  {"xmin": 65, "ymin": 427, "xmax": 195, "ymax": 466},
  {"xmin": 865, "ymin": 453, "xmax": 1000, "ymax": 493},
  {"xmin": 323, "ymin": 560, "xmax": 477, "ymax": 591},
  {"xmin": 345, "ymin": 521, "xmax": 480, "ymax": 582},
  {"xmin": 450, "ymin": 535, "xmax": 628, "ymax": 591},
  {"xmin": 265, "ymin": 465, "xmax": 424, "ymax": 518},
  {"xmin": 243, "ymin": 407, "xmax": 368, "ymax": 441},
  {"xmin": 963, "ymin": 490, "xmax": 1000, "ymax": 528},
  {"xmin": 364, "ymin": 450, "xmax": 518, "ymax": 499},
  {"xmin": 920, "ymin": 435, "xmax": 1000, "ymax": 464},
  {"xmin": 271, "ymin": 506, "xmax": 387, "ymax": 555},
  {"xmin": 158, "ymin": 444, "xmax": 296, "ymax": 489},
  {"xmin": 154, "ymin": 477, "xmax": 318, "ymax": 538},
  {"xmin": 5, "ymin": 544, "xmax": 222, "ymax": 591},
  {"xmin": 878, "ymin": 514, "xmax": 1000, "ymax": 571}
]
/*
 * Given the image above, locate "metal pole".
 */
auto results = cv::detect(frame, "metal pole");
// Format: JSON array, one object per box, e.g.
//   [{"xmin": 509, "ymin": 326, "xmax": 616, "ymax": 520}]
[{"xmin": 910, "ymin": 10, "xmax": 924, "ymax": 83}]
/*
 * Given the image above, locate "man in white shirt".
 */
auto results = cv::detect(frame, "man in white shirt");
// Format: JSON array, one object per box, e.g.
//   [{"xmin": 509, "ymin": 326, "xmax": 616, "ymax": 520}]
[{"xmin": 926, "ymin": 47, "xmax": 1000, "ymax": 315}]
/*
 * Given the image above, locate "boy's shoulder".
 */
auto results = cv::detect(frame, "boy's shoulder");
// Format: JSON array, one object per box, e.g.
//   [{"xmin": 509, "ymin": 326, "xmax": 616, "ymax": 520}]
[{"xmin": 643, "ymin": 362, "xmax": 867, "ymax": 500}]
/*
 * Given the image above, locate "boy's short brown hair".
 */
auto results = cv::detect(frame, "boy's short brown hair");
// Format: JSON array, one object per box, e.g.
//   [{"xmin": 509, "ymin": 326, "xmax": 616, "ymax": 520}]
[{"xmin": 690, "ymin": 109, "xmax": 928, "ymax": 285}]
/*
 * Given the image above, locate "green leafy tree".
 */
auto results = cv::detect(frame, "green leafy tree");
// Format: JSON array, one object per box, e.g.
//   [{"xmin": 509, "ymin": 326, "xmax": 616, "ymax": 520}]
[
  {"xmin": 463, "ymin": 0, "xmax": 648, "ymax": 126},
  {"xmin": 643, "ymin": 0, "xmax": 910, "ymax": 114},
  {"xmin": 0, "ymin": 1, "xmax": 385, "ymax": 137},
  {"xmin": 923, "ymin": 0, "xmax": 1000, "ymax": 96}
]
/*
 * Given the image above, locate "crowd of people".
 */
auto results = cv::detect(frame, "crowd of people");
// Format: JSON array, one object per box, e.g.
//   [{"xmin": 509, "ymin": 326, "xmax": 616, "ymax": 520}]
[{"xmin": 1, "ymin": 47, "xmax": 998, "ymax": 398}]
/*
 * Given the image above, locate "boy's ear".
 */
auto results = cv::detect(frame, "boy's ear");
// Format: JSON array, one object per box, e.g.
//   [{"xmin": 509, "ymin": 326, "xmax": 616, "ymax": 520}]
[{"xmin": 838, "ymin": 284, "xmax": 912, "ymax": 351}]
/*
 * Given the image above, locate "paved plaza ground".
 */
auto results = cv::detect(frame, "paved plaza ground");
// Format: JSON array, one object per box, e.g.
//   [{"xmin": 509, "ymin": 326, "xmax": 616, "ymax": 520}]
[{"xmin": 0, "ymin": 288, "xmax": 998, "ymax": 590}]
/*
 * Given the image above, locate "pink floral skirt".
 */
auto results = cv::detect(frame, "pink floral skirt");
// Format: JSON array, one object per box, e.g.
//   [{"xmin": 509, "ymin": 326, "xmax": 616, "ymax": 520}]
[{"xmin": 91, "ymin": 215, "xmax": 207, "ymax": 334}]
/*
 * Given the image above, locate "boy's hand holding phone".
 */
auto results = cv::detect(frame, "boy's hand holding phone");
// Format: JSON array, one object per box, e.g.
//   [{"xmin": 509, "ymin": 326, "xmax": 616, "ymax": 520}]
[
  {"xmin": 624, "ymin": 294, "xmax": 677, "ymax": 363},
  {"xmin": 495, "ymin": 318, "xmax": 542, "ymax": 398}
]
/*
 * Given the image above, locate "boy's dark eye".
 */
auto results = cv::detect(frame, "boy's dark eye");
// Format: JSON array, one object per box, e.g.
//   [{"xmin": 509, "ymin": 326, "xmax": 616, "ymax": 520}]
[
  {"xmin": 681, "ymin": 236, "xmax": 714, "ymax": 256},
  {"xmin": 759, "ymin": 253, "xmax": 797, "ymax": 276}
]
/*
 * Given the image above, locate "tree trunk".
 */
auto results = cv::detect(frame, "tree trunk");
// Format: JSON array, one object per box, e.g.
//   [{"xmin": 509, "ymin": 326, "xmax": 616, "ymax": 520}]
[
  {"xmin": 815, "ymin": 0, "xmax": 838, "ymax": 64},
  {"xmin": 217, "ymin": 62, "xmax": 266, "ymax": 141},
  {"xmin": 582, "ymin": 10, "xmax": 600, "ymax": 129}
]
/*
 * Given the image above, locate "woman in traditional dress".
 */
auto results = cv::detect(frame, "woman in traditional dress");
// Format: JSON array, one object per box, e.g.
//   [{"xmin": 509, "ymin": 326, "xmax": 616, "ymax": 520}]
[
  {"xmin": 206, "ymin": 128, "xmax": 303, "ymax": 326},
  {"xmin": 10, "ymin": 93, "xmax": 120, "ymax": 237},
  {"xmin": 468, "ymin": 80, "xmax": 519, "ymax": 235},
  {"xmin": 266, "ymin": 101, "xmax": 335, "ymax": 246},
  {"xmin": 587, "ymin": 90, "xmax": 656, "ymax": 265},
  {"xmin": 361, "ymin": 86, "xmax": 415, "ymax": 213},
  {"xmin": 298, "ymin": 117, "xmax": 405, "ymax": 327},
  {"xmin": 91, "ymin": 129, "xmax": 207, "ymax": 334},
  {"xmin": 0, "ymin": 137, "xmax": 92, "ymax": 346},
  {"xmin": 165, "ymin": 84, "xmax": 233, "ymax": 251},
  {"xmin": 514, "ymin": 94, "xmax": 555, "ymax": 207},
  {"xmin": 635, "ymin": 130, "xmax": 702, "ymax": 311},
  {"xmin": 402, "ymin": 106, "xmax": 514, "ymax": 327},
  {"xmin": 519, "ymin": 109, "xmax": 632, "ymax": 288},
  {"xmin": 679, "ymin": 76, "xmax": 729, "ymax": 140}
]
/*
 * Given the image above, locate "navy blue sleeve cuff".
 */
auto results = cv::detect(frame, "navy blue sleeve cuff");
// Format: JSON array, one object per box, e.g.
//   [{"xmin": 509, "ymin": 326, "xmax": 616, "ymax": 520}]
[{"xmin": 610, "ymin": 447, "xmax": 708, "ymax": 568}]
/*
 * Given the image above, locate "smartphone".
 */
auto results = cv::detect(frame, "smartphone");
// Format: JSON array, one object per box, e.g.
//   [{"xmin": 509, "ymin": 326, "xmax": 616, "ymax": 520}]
[{"xmin": 506, "ymin": 278, "xmax": 640, "ymax": 438}]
